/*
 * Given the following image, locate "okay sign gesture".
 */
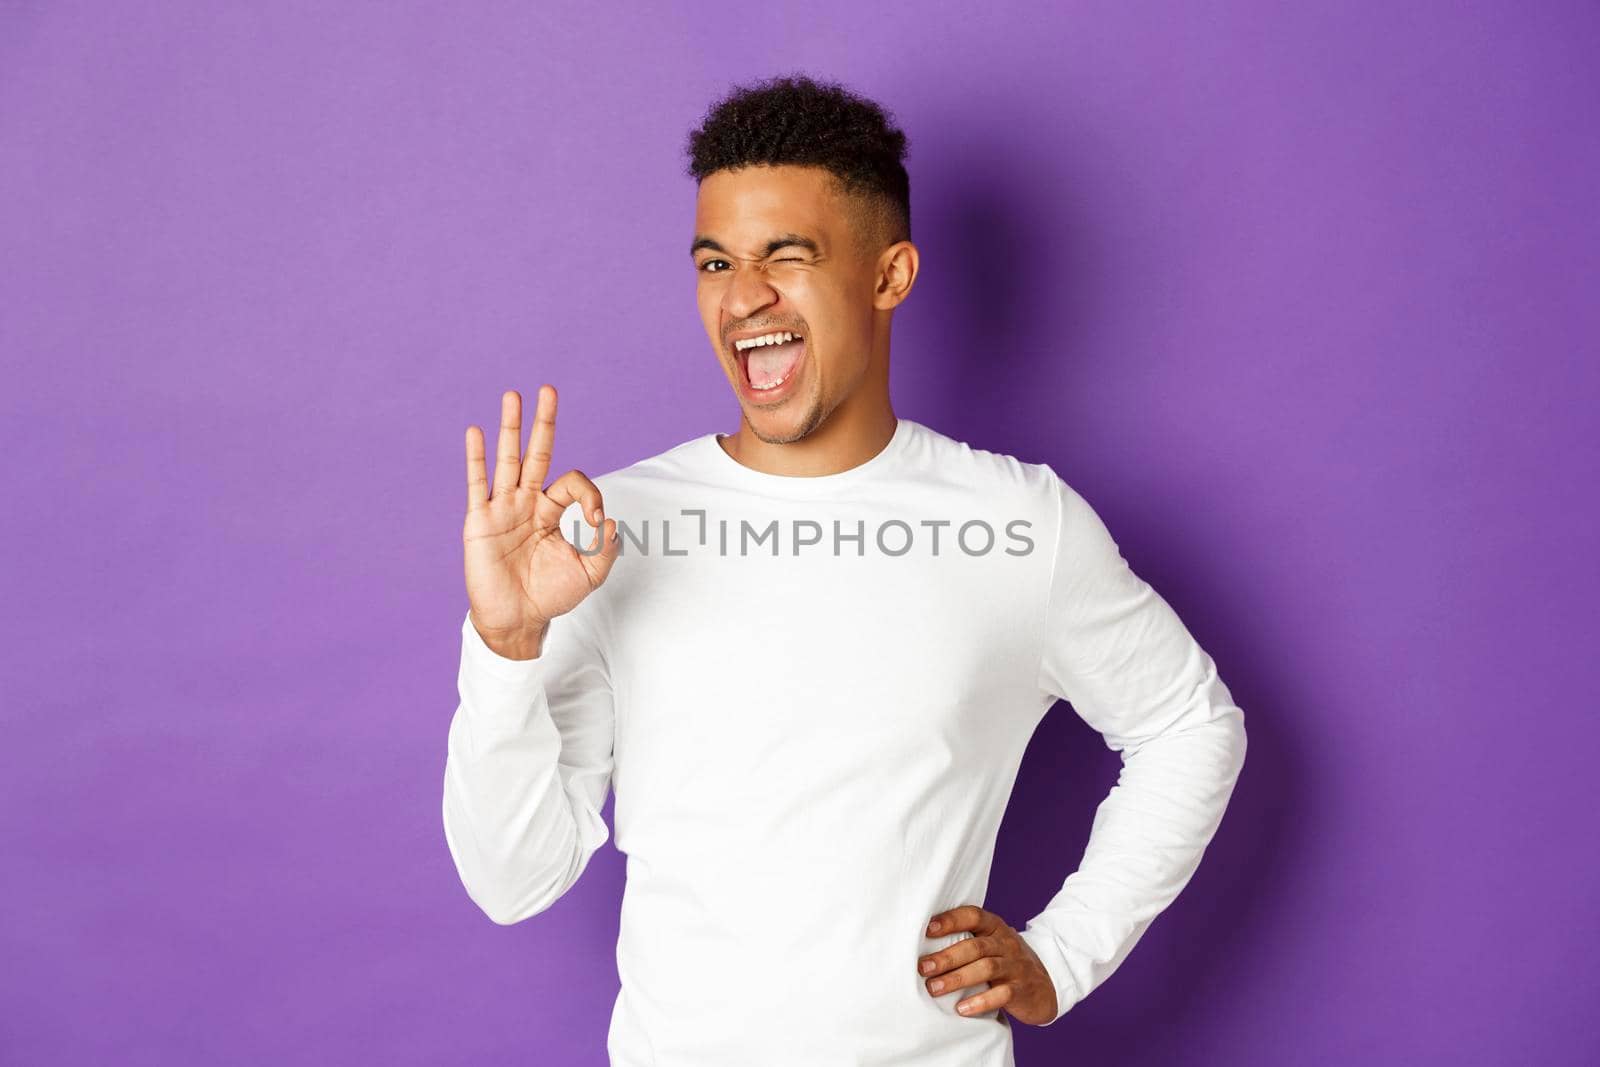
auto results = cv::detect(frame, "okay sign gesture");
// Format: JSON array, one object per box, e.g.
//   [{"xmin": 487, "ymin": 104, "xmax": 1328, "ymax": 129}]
[{"xmin": 463, "ymin": 386, "xmax": 621, "ymax": 660}]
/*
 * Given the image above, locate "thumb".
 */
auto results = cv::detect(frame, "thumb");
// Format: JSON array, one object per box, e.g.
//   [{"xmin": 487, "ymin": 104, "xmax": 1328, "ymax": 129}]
[{"xmin": 579, "ymin": 516, "xmax": 623, "ymax": 586}]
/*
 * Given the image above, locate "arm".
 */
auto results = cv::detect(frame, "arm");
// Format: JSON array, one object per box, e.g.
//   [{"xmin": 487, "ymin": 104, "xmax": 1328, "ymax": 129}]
[
  {"xmin": 441, "ymin": 601, "xmax": 615, "ymax": 925},
  {"xmin": 1016, "ymin": 472, "xmax": 1248, "ymax": 1024}
]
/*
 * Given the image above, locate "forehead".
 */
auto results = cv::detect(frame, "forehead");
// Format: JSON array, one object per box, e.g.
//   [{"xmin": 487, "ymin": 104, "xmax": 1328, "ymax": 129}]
[{"xmin": 693, "ymin": 164, "xmax": 843, "ymax": 243}]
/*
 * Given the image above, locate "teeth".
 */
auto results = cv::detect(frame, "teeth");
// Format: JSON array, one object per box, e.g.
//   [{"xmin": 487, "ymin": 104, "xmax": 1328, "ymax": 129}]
[{"xmin": 733, "ymin": 331, "xmax": 801, "ymax": 351}]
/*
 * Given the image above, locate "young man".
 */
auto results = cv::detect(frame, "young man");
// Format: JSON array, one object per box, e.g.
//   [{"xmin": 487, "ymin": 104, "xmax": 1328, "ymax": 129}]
[{"xmin": 443, "ymin": 74, "xmax": 1247, "ymax": 1066}]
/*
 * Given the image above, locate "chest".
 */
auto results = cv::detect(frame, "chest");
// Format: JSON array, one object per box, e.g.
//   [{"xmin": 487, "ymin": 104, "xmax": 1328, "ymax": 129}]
[{"xmin": 604, "ymin": 546, "xmax": 1044, "ymax": 840}]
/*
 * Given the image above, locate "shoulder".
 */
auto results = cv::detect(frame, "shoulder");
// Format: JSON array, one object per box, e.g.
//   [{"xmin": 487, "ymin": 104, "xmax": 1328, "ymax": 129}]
[
  {"xmin": 560, "ymin": 432, "xmax": 711, "ymax": 519},
  {"xmin": 591, "ymin": 433, "xmax": 707, "ymax": 491},
  {"xmin": 899, "ymin": 418, "xmax": 1067, "ymax": 520},
  {"xmin": 528, "ymin": 433, "xmax": 709, "ymax": 551}
]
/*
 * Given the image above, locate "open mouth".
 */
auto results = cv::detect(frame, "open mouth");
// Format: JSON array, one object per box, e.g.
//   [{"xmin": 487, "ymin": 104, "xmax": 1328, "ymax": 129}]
[{"xmin": 732, "ymin": 330, "xmax": 806, "ymax": 393}]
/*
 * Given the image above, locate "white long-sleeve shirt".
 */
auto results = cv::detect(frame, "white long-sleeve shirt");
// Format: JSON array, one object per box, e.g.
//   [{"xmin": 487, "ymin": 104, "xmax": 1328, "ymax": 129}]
[{"xmin": 442, "ymin": 416, "xmax": 1247, "ymax": 1066}]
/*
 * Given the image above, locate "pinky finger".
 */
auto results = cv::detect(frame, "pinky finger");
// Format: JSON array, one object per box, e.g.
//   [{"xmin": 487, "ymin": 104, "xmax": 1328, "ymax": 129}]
[
  {"xmin": 956, "ymin": 984, "xmax": 1011, "ymax": 1017},
  {"xmin": 466, "ymin": 425, "xmax": 490, "ymax": 511}
]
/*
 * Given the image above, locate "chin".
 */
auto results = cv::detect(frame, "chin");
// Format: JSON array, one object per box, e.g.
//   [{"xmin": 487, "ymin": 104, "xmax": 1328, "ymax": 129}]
[{"xmin": 743, "ymin": 397, "xmax": 824, "ymax": 445}]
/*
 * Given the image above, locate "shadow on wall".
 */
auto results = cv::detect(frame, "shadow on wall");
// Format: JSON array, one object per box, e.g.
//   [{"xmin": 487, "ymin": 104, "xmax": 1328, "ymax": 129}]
[
  {"xmin": 902, "ymin": 124, "xmax": 1102, "ymax": 467},
  {"xmin": 911, "ymin": 124, "xmax": 1303, "ymax": 1059}
]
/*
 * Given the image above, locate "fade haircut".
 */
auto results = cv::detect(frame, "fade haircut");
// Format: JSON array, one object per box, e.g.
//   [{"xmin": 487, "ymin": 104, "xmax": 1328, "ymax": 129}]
[{"xmin": 685, "ymin": 73, "xmax": 912, "ymax": 260}]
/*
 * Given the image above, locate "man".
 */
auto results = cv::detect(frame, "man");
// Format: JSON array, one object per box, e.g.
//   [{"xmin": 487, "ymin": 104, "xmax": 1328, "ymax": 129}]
[{"xmin": 442, "ymin": 73, "xmax": 1247, "ymax": 1066}]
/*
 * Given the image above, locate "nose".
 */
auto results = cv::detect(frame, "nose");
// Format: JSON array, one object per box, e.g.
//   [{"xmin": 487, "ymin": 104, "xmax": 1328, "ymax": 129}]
[{"xmin": 722, "ymin": 260, "xmax": 779, "ymax": 324}]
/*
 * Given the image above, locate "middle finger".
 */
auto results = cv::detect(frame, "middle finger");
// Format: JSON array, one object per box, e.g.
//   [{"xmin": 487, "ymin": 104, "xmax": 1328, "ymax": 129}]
[
  {"xmin": 926, "ymin": 952, "xmax": 1003, "ymax": 996},
  {"xmin": 919, "ymin": 934, "xmax": 992, "ymax": 980}
]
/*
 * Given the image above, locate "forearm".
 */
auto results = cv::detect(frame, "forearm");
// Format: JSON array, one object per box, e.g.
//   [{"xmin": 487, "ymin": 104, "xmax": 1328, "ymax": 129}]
[
  {"xmin": 441, "ymin": 610, "xmax": 611, "ymax": 925},
  {"xmin": 1019, "ymin": 667, "xmax": 1247, "ymax": 1021}
]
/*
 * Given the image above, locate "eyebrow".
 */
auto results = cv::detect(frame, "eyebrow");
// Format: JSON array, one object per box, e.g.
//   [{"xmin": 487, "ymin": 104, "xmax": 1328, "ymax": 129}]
[{"xmin": 689, "ymin": 233, "xmax": 820, "ymax": 259}]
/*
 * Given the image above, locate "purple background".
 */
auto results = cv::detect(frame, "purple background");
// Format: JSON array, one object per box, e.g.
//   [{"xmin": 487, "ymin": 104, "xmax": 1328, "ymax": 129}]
[{"xmin": 3, "ymin": 2, "xmax": 1595, "ymax": 1063}]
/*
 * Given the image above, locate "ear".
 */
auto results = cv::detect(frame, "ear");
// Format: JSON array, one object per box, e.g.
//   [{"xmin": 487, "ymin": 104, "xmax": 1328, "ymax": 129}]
[{"xmin": 873, "ymin": 240, "xmax": 919, "ymax": 310}]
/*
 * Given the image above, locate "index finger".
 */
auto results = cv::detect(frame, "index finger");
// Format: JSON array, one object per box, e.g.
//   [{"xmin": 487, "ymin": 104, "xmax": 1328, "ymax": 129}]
[
  {"xmin": 519, "ymin": 384, "xmax": 557, "ymax": 491},
  {"xmin": 926, "ymin": 905, "xmax": 996, "ymax": 937}
]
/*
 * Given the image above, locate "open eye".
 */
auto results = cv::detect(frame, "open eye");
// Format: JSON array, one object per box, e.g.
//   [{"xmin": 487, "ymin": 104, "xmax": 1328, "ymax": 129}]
[{"xmin": 699, "ymin": 257, "xmax": 806, "ymax": 273}]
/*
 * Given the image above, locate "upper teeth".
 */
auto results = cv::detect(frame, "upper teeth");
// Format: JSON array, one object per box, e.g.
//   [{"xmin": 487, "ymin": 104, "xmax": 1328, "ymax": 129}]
[{"xmin": 734, "ymin": 331, "xmax": 801, "ymax": 351}]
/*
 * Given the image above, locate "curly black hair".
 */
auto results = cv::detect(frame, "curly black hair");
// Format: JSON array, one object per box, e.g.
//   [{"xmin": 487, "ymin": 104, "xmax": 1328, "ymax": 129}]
[{"xmin": 685, "ymin": 73, "xmax": 912, "ymax": 259}]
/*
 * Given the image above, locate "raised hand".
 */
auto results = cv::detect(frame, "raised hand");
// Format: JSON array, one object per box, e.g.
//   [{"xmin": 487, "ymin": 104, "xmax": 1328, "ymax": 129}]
[{"xmin": 463, "ymin": 386, "xmax": 621, "ymax": 660}]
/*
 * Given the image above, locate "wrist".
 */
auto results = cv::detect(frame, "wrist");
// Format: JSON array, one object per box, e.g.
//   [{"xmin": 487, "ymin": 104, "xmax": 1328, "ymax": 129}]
[{"xmin": 471, "ymin": 614, "xmax": 550, "ymax": 661}]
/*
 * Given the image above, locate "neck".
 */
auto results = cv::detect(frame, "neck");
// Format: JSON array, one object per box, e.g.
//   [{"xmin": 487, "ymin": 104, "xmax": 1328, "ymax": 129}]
[{"xmin": 719, "ymin": 382, "xmax": 897, "ymax": 478}]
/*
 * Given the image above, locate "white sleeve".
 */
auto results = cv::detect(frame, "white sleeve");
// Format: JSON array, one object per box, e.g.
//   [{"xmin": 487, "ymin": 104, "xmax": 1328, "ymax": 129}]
[
  {"xmin": 1016, "ymin": 473, "xmax": 1248, "ymax": 1024},
  {"xmin": 441, "ymin": 601, "xmax": 615, "ymax": 925}
]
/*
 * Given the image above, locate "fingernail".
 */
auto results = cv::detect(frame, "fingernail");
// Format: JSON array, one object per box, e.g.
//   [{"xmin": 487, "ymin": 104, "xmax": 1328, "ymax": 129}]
[
  {"xmin": 930, "ymin": 979, "xmax": 944, "ymax": 993},
  {"xmin": 919, "ymin": 960, "xmax": 934, "ymax": 974},
  {"xmin": 927, "ymin": 920, "xmax": 940, "ymax": 934}
]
